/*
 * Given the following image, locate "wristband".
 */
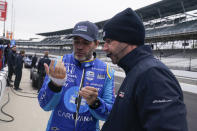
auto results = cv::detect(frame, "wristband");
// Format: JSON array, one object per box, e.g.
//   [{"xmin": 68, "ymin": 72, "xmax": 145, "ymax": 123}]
[{"xmin": 49, "ymin": 75, "xmax": 67, "ymax": 86}]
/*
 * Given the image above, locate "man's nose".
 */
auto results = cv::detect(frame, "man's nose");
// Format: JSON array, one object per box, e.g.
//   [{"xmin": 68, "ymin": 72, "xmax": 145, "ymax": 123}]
[{"xmin": 77, "ymin": 43, "xmax": 84, "ymax": 49}]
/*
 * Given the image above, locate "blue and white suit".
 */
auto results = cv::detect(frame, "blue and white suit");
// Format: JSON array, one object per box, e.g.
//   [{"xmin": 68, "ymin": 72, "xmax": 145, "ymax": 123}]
[{"xmin": 38, "ymin": 54, "xmax": 115, "ymax": 131}]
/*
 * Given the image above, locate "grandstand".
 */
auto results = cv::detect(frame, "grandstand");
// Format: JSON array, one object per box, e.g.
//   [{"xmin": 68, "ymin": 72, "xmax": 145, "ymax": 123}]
[{"xmin": 16, "ymin": 0, "xmax": 197, "ymax": 71}]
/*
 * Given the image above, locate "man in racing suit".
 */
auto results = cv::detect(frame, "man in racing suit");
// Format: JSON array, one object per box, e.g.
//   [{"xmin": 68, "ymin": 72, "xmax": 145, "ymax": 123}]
[{"xmin": 38, "ymin": 21, "xmax": 115, "ymax": 131}]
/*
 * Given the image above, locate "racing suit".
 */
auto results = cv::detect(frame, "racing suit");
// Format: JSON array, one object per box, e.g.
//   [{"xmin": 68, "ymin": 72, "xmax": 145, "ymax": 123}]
[{"xmin": 38, "ymin": 54, "xmax": 115, "ymax": 131}]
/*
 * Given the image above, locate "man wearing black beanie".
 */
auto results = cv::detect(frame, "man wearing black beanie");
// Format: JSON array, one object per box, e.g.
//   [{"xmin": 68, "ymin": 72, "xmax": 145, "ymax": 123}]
[{"xmin": 101, "ymin": 8, "xmax": 188, "ymax": 131}]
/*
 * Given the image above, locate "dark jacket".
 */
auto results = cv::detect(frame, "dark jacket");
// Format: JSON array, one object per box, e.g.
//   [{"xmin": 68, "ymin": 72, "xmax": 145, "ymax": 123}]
[
  {"xmin": 101, "ymin": 45, "xmax": 188, "ymax": 131},
  {"xmin": 15, "ymin": 54, "xmax": 24, "ymax": 72},
  {"xmin": 37, "ymin": 56, "xmax": 51, "ymax": 76},
  {"xmin": 31, "ymin": 55, "xmax": 37, "ymax": 67},
  {"xmin": 4, "ymin": 46, "xmax": 11, "ymax": 64},
  {"xmin": 7, "ymin": 50, "xmax": 16, "ymax": 67}
]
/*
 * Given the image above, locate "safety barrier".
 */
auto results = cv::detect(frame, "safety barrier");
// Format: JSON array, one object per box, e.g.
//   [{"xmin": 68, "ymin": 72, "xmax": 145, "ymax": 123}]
[{"xmin": 0, "ymin": 67, "xmax": 8, "ymax": 102}]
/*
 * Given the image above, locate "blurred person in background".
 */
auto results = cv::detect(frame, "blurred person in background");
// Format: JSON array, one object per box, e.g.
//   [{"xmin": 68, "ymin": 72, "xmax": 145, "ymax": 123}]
[
  {"xmin": 7, "ymin": 45, "xmax": 17, "ymax": 86},
  {"xmin": 37, "ymin": 51, "xmax": 51, "ymax": 92},
  {"xmin": 4, "ymin": 42, "xmax": 11, "ymax": 66},
  {"xmin": 31, "ymin": 53, "xmax": 38, "ymax": 68},
  {"xmin": 14, "ymin": 50, "xmax": 25, "ymax": 90}
]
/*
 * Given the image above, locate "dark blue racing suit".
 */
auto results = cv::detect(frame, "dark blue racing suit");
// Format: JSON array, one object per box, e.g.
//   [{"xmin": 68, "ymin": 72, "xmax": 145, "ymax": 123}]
[{"xmin": 38, "ymin": 54, "xmax": 115, "ymax": 131}]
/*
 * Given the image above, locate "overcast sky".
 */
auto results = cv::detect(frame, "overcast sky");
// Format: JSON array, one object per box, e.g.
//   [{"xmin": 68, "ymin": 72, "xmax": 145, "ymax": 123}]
[{"xmin": 0, "ymin": 0, "xmax": 161, "ymax": 40}]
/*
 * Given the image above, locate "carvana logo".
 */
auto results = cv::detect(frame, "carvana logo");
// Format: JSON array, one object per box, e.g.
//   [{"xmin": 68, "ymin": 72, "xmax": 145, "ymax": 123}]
[{"xmin": 64, "ymin": 86, "xmax": 88, "ymax": 113}]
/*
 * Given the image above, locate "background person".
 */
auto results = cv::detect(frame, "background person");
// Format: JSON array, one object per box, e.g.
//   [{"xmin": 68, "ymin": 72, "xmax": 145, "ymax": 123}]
[
  {"xmin": 101, "ymin": 8, "xmax": 188, "ymax": 131},
  {"xmin": 4, "ymin": 42, "xmax": 11, "ymax": 66},
  {"xmin": 7, "ymin": 45, "xmax": 17, "ymax": 86},
  {"xmin": 31, "ymin": 53, "xmax": 37, "ymax": 68},
  {"xmin": 14, "ymin": 50, "xmax": 25, "ymax": 90},
  {"xmin": 38, "ymin": 21, "xmax": 115, "ymax": 131},
  {"xmin": 37, "ymin": 51, "xmax": 51, "ymax": 92}
]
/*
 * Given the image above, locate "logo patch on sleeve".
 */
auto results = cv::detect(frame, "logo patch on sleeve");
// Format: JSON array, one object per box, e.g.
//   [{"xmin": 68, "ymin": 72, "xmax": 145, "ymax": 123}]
[{"xmin": 119, "ymin": 91, "xmax": 125, "ymax": 98}]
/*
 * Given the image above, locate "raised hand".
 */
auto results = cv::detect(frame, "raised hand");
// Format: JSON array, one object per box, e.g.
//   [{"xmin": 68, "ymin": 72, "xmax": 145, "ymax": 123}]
[{"xmin": 44, "ymin": 59, "xmax": 66, "ymax": 86}]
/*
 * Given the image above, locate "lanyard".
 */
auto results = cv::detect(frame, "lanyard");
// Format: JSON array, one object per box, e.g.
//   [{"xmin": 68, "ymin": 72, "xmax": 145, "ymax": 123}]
[{"xmin": 74, "ymin": 68, "xmax": 85, "ymax": 131}]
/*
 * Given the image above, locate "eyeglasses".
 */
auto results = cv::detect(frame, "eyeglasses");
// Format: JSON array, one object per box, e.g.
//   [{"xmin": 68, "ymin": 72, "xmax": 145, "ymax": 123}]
[{"xmin": 104, "ymin": 39, "xmax": 114, "ymax": 45}]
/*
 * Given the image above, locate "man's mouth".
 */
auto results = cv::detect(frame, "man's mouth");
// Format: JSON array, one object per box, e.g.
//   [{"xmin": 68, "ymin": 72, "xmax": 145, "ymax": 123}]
[{"xmin": 76, "ymin": 52, "xmax": 84, "ymax": 56}]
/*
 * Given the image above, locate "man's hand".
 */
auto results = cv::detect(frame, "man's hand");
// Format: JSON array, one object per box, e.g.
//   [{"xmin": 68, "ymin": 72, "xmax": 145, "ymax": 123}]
[
  {"xmin": 44, "ymin": 59, "xmax": 66, "ymax": 86},
  {"xmin": 79, "ymin": 86, "xmax": 98, "ymax": 105}
]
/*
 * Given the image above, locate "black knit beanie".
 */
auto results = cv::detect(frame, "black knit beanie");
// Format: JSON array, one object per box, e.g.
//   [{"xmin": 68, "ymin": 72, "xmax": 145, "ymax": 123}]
[{"xmin": 103, "ymin": 8, "xmax": 145, "ymax": 45}]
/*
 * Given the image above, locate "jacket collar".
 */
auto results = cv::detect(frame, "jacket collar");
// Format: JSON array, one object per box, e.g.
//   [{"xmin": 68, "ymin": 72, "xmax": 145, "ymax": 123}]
[
  {"xmin": 72, "ymin": 53, "xmax": 95, "ymax": 68},
  {"xmin": 44, "ymin": 56, "xmax": 49, "ymax": 58},
  {"xmin": 118, "ymin": 45, "xmax": 152, "ymax": 75}
]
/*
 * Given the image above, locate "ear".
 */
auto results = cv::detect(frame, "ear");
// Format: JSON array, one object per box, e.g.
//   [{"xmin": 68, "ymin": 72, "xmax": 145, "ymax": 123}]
[{"xmin": 94, "ymin": 40, "xmax": 99, "ymax": 48}]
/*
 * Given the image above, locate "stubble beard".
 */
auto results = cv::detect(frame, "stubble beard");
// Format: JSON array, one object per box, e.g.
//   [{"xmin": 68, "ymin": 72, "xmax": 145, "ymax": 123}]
[{"xmin": 74, "ymin": 51, "xmax": 93, "ymax": 62}]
